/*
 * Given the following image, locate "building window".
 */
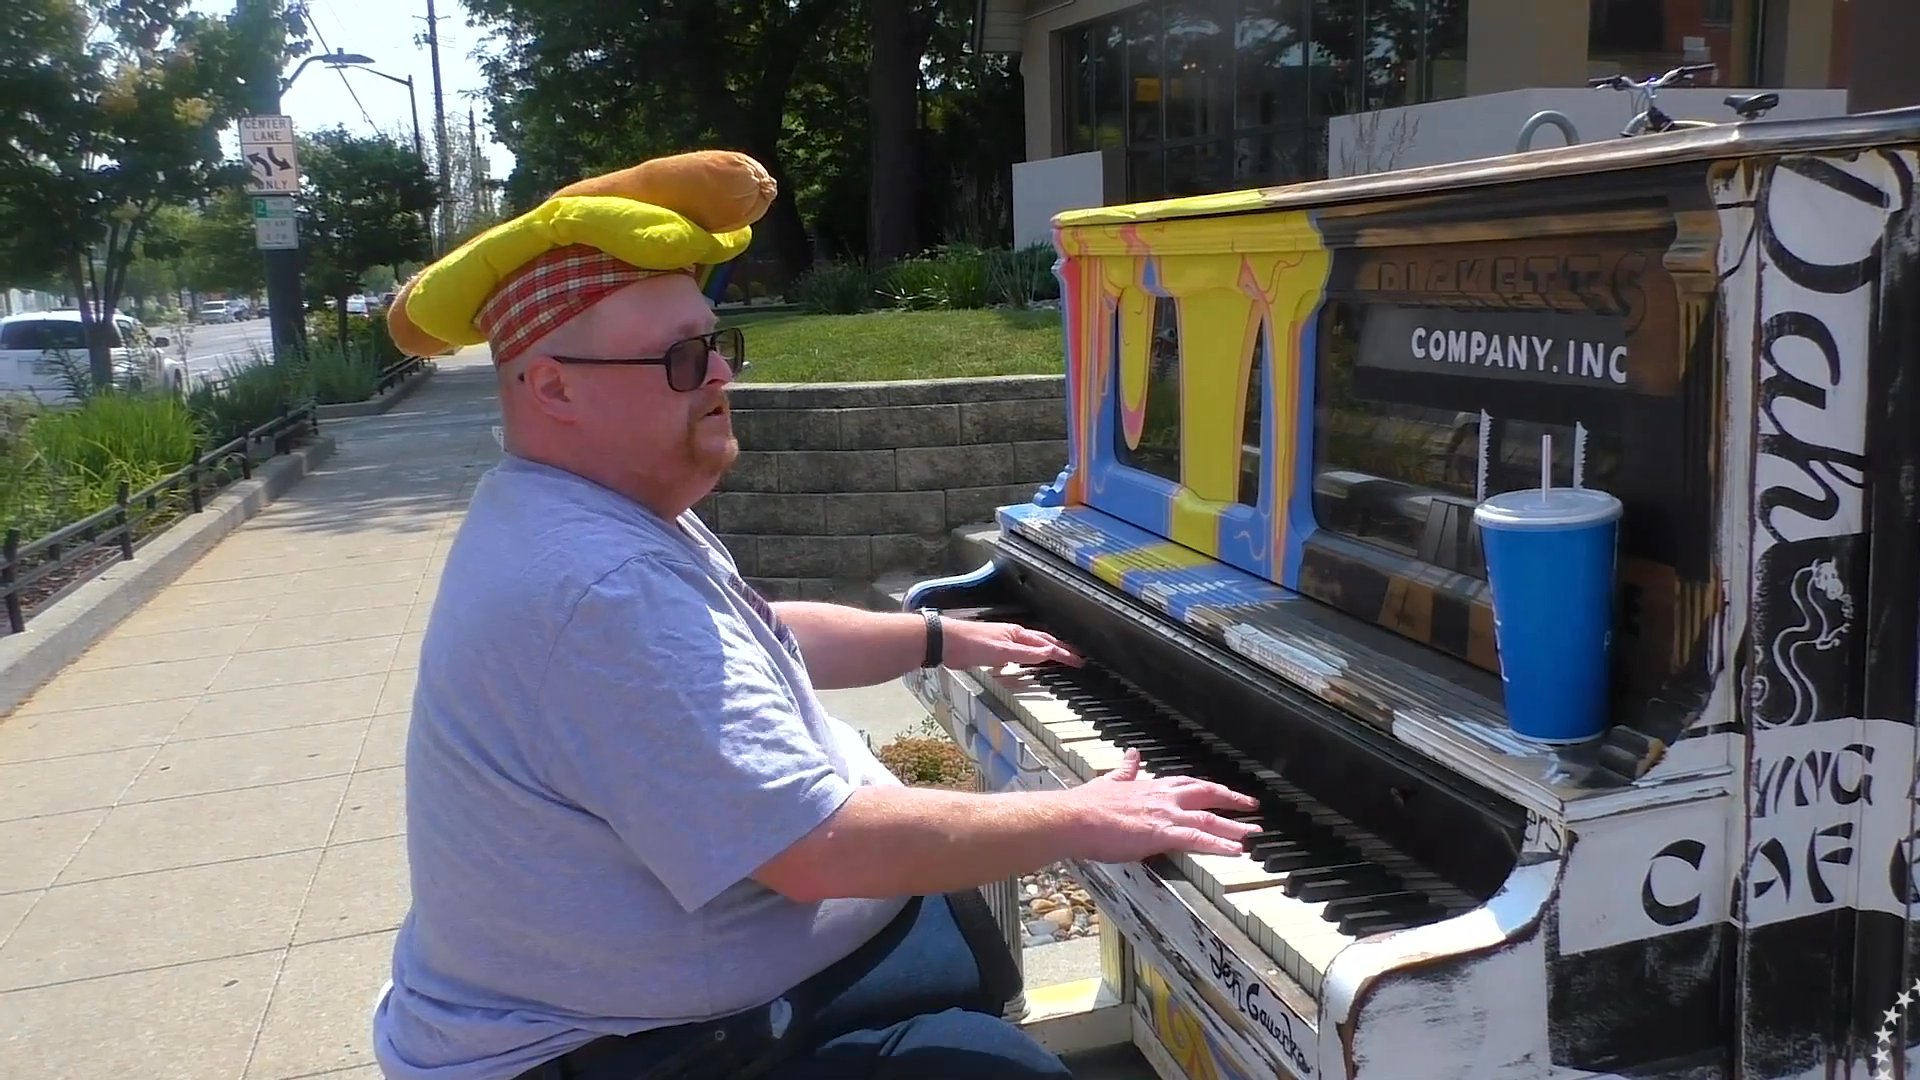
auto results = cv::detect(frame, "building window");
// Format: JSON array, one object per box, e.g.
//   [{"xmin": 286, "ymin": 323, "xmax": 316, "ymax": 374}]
[
  {"xmin": 1587, "ymin": 0, "xmax": 1791, "ymax": 85},
  {"xmin": 1062, "ymin": 0, "xmax": 1469, "ymax": 200}
]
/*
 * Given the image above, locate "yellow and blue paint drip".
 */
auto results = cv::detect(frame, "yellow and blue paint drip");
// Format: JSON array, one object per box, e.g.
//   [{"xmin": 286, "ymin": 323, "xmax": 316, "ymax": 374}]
[{"xmin": 1050, "ymin": 209, "xmax": 1332, "ymax": 592}]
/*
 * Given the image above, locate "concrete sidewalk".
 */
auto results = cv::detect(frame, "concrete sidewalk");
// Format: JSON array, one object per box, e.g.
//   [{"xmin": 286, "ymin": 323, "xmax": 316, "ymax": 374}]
[{"xmin": 0, "ymin": 350, "xmax": 936, "ymax": 1079}]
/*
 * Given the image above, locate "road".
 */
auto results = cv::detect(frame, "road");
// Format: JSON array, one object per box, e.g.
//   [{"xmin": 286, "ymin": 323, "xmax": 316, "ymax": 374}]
[{"xmin": 162, "ymin": 316, "xmax": 275, "ymax": 387}]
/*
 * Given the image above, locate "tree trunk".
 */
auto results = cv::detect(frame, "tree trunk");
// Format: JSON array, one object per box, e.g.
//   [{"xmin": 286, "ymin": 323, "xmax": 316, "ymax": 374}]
[
  {"xmin": 867, "ymin": 0, "xmax": 927, "ymax": 268},
  {"xmin": 336, "ymin": 293, "xmax": 351, "ymax": 355},
  {"xmin": 69, "ymin": 257, "xmax": 114, "ymax": 392},
  {"xmin": 741, "ymin": 141, "xmax": 815, "ymax": 277}
]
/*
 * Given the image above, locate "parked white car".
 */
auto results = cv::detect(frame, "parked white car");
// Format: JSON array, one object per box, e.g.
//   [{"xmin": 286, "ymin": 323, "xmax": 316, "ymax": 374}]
[{"xmin": 0, "ymin": 309, "xmax": 185, "ymax": 405}]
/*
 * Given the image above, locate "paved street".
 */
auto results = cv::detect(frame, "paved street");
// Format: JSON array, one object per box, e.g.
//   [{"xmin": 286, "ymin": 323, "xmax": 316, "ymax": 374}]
[
  {"xmin": 0, "ymin": 349, "xmax": 939, "ymax": 1078},
  {"xmin": 165, "ymin": 315, "xmax": 274, "ymax": 385}
]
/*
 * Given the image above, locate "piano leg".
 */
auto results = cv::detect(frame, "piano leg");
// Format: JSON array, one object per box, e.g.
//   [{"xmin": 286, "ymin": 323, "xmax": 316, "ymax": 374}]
[{"xmin": 971, "ymin": 761, "xmax": 1032, "ymax": 1023}]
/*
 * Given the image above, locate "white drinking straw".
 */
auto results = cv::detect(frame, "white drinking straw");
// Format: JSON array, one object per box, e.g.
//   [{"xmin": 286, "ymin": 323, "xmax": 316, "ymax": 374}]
[{"xmin": 1541, "ymin": 433, "xmax": 1552, "ymax": 496}]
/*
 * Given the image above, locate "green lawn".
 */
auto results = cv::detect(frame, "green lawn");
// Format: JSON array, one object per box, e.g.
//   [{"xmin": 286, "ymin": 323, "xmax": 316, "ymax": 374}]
[{"xmin": 719, "ymin": 308, "xmax": 1064, "ymax": 383}]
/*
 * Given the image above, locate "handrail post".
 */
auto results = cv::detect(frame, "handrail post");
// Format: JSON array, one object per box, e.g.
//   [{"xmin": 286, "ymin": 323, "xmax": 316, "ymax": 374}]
[
  {"xmin": 115, "ymin": 481, "xmax": 133, "ymax": 560},
  {"xmin": 3, "ymin": 529, "xmax": 21, "ymax": 634},
  {"xmin": 188, "ymin": 440, "xmax": 204, "ymax": 513}
]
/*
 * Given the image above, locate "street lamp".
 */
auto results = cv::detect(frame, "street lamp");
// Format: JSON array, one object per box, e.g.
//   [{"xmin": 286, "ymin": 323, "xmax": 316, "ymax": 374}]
[
  {"xmin": 280, "ymin": 51, "xmax": 374, "ymax": 93},
  {"xmin": 327, "ymin": 60, "xmax": 424, "ymax": 163}
]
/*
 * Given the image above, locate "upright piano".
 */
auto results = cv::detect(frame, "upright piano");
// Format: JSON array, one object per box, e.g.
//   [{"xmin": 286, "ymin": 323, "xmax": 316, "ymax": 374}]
[{"xmin": 901, "ymin": 106, "xmax": 1920, "ymax": 1079}]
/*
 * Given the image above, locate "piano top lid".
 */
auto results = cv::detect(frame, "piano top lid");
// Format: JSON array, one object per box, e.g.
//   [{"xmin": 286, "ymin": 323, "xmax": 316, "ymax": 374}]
[{"xmin": 1050, "ymin": 104, "xmax": 1920, "ymax": 233}]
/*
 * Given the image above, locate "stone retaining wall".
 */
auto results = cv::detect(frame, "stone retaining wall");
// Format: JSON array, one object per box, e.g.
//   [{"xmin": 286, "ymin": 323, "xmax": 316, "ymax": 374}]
[{"xmin": 692, "ymin": 375, "xmax": 1067, "ymax": 601}]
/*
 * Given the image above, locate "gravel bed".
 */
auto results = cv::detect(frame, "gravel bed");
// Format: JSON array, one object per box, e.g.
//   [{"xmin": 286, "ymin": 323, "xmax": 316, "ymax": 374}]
[{"xmin": 1018, "ymin": 861, "xmax": 1100, "ymax": 948}]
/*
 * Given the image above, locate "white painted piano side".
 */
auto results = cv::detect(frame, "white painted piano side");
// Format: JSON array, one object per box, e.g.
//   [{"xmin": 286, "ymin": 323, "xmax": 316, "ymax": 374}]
[{"xmin": 1319, "ymin": 858, "xmax": 1560, "ymax": 1079}]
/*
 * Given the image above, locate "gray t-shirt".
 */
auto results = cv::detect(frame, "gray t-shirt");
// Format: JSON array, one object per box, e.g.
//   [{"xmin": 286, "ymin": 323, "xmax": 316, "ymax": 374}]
[{"xmin": 372, "ymin": 455, "xmax": 907, "ymax": 1080}]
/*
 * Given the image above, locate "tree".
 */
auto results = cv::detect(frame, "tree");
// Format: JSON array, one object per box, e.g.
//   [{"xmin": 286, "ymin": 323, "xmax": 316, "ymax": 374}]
[
  {"xmin": 296, "ymin": 127, "xmax": 436, "ymax": 349},
  {"xmin": 865, "ymin": 0, "xmax": 941, "ymax": 267},
  {"xmin": 0, "ymin": 0, "xmax": 304, "ymax": 386},
  {"xmin": 467, "ymin": 0, "xmax": 851, "ymax": 275}
]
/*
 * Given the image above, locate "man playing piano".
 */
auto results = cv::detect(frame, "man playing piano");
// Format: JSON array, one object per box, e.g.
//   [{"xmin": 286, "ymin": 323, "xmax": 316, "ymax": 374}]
[{"xmin": 369, "ymin": 150, "xmax": 1262, "ymax": 1080}]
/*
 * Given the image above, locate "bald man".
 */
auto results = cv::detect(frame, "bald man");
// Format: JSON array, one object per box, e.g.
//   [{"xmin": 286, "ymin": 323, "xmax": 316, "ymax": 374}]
[{"xmin": 371, "ymin": 170, "xmax": 1259, "ymax": 1080}]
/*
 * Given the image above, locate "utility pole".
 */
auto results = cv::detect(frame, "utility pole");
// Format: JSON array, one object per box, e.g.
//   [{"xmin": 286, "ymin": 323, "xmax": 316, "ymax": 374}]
[{"xmin": 423, "ymin": 0, "xmax": 452, "ymax": 254}]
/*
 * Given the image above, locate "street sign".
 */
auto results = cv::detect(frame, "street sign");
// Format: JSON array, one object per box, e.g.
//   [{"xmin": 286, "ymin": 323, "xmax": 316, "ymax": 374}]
[
  {"xmin": 252, "ymin": 194, "xmax": 297, "ymax": 250},
  {"xmin": 239, "ymin": 114, "xmax": 301, "ymax": 194}
]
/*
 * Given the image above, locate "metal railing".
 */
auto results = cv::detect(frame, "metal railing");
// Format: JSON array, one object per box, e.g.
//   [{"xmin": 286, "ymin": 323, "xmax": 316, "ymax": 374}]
[
  {"xmin": 374, "ymin": 354, "xmax": 428, "ymax": 395},
  {"xmin": 2, "ymin": 402, "xmax": 318, "ymax": 635}
]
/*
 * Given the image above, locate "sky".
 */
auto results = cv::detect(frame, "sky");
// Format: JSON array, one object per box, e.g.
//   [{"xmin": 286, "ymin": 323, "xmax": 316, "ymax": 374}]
[{"xmin": 193, "ymin": 0, "xmax": 519, "ymax": 180}]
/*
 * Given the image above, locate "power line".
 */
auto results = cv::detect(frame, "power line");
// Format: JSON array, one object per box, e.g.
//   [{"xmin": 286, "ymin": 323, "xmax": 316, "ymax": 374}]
[{"xmin": 299, "ymin": 3, "xmax": 381, "ymax": 134}]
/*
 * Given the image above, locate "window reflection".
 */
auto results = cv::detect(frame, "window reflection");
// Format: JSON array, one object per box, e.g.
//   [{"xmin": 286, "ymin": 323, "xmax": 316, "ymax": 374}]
[
  {"xmin": 1309, "ymin": 301, "xmax": 1625, "ymax": 579},
  {"xmin": 1118, "ymin": 296, "xmax": 1183, "ymax": 484},
  {"xmin": 1067, "ymin": 0, "xmax": 1470, "ymax": 202},
  {"xmin": 1238, "ymin": 323, "xmax": 1266, "ymax": 507},
  {"xmin": 1584, "ymin": 0, "xmax": 1831, "ymax": 88}
]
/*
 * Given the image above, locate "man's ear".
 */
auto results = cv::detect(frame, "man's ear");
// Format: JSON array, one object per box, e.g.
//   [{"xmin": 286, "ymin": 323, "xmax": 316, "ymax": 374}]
[{"xmin": 519, "ymin": 357, "xmax": 579, "ymax": 422}]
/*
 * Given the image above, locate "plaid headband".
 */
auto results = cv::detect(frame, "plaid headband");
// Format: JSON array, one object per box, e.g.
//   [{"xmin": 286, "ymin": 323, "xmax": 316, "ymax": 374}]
[{"xmin": 475, "ymin": 244, "xmax": 690, "ymax": 366}]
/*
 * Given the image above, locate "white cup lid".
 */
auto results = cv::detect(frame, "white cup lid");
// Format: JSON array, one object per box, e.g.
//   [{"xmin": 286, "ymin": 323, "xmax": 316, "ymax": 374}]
[{"xmin": 1474, "ymin": 487, "xmax": 1623, "ymax": 529}]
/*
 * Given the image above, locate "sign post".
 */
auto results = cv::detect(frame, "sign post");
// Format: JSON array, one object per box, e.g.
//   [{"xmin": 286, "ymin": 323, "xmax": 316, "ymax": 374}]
[{"xmin": 235, "ymin": 108, "xmax": 305, "ymax": 361}]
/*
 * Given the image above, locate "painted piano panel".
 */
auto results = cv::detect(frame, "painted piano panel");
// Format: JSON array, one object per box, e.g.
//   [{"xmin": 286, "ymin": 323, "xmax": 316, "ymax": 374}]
[{"xmin": 1047, "ymin": 167, "xmax": 1730, "ymax": 749}]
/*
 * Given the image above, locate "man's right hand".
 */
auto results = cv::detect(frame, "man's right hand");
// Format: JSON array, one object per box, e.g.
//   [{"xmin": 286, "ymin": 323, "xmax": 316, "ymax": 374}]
[{"xmin": 1064, "ymin": 748, "xmax": 1263, "ymax": 862}]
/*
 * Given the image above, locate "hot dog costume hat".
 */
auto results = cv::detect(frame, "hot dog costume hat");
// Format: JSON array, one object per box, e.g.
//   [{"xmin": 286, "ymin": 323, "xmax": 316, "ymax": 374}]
[{"xmin": 387, "ymin": 149, "xmax": 777, "ymax": 366}]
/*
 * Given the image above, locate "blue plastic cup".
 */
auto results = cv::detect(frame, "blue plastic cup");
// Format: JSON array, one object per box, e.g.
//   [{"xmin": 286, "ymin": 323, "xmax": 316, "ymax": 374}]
[{"xmin": 1473, "ymin": 487, "xmax": 1625, "ymax": 744}]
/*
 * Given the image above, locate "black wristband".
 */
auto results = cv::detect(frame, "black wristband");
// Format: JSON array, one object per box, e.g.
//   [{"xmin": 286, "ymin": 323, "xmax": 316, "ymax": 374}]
[{"xmin": 919, "ymin": 609, "xmax": 943, "ymax": 668}]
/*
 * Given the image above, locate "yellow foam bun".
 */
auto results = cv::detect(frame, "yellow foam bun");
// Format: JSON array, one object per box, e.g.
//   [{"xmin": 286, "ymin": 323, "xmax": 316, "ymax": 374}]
[{"xmin": 399, "ymin": 196, "xmax": 752, "ymax": 350}]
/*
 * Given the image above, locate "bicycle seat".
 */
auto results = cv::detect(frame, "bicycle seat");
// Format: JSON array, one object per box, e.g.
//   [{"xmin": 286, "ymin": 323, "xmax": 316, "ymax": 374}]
[{"xmin": 1725, "ymin": 92, "xmax": 1779, "ymax": 119}]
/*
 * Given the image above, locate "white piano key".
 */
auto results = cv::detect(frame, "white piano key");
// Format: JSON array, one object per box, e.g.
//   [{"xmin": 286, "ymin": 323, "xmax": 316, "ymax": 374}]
[{"xmin": 1227, "ymin": 884, "xmax": 1353, "ymax": 1001}]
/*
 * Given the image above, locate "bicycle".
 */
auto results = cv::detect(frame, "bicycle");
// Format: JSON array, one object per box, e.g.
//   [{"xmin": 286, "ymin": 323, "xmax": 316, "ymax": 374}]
[{"xmin": 1588, "ymin": 62, "xmax": 1780, "ymax": 137}]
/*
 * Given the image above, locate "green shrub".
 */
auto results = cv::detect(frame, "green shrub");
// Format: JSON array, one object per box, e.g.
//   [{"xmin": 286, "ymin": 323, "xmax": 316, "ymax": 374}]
[
  {"xmin": 987, "ymin": 242, "xmax": 1061, "ymax": 307},
  {"xmin": 0, "ymin": 391, "xmax": 202, "ymax": 539},
  {"xmin": 188, "ymin": 350, "xmax": 309, "ymax": 444},
  {"xmin": 306, "ymin": 337, "xmax": 382, "ymax": 405},
  {"xmin": 874, "ymin": 734, "xmax": 976, "ymax": 790},
  {"xmin": 793, "ymin": 263, "xmax": 880, "ymax": 314},
  {"xmin": 306, "ymin": 310, "xmax": 408, "ymax": 366}
]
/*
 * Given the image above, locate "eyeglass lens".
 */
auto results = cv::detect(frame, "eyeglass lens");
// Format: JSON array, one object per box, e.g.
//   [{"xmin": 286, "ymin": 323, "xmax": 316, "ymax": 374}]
[{"xmin": 666, "ymin": 328, "xmax": 744, "ymax": 392}]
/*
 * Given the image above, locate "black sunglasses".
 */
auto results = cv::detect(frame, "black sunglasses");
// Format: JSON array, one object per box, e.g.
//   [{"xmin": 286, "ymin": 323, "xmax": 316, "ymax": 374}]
[{"xmin": 544, "ymin": 327, "xmax": 746, "ymax": 392}]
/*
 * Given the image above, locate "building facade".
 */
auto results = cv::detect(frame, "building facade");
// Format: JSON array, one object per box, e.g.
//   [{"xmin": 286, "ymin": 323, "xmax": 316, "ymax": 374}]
[{"xmin": 986, "ymin": 0, "xmax": 1867, "ymax": 242}]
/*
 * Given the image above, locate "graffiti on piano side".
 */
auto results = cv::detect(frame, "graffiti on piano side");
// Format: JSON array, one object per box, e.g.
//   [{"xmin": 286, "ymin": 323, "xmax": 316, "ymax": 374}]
[
  {"xmin": 1748, "ymin": 739, "xmax": 1875, "ymax": 819},
  {"xmin": 1522, "ymin": 811, "xmax": 1566, "ymax": 858},
  {"xmin": 1729, "ymin": 719, "xmax": 1916, "ymax": 928},
  {"xmin": 1555, "ymin": 796, "xmax": 1729, "ymax": 955},
  {"xmin": 1745, "ymin": 151, "xmax": 1911, "ymax": 731},
  {"xmin": 1135, "ymin": 958, "xmax": 1258, "ymax": 1080},
  {"xmin": 1199, "ymin": 937, "xmax": 1313, "ymax": 1077},
  {"xmin": 1641, "ymin": 837, "xmax": 1709, "ymax": 927}
]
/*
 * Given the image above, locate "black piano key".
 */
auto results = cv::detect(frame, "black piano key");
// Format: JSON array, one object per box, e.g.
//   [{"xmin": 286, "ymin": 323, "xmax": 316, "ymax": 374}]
[
  {"xmin": 1337, "ymin": 909, "xmax": 1435, "ymax": 937},
  {"xmin": 1284, "ymin": 865, "xmax": 1406, "ymax": 902},
  {"xmin": 1322, "ymin": 891, "xmax": 1442, "ymax": 928}
]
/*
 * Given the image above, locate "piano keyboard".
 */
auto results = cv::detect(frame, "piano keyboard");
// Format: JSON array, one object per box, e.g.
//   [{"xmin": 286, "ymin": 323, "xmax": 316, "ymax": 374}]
[{"xmin": 978, "ymin": 661, "xmax": 1481, "ymax": 1002}]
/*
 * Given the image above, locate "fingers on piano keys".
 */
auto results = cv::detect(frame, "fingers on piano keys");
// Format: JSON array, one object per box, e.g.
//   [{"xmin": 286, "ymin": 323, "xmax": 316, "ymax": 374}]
[{"xmin": 981, "ymin": 660, "xmax": 1481, "ymax": 1002}]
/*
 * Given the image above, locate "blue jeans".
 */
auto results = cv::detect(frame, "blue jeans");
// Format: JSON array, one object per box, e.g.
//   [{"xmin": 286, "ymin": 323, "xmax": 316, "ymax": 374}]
[{"xmin": 521, "ymin": 894, "xmax": 1069, "ymax": 1080}]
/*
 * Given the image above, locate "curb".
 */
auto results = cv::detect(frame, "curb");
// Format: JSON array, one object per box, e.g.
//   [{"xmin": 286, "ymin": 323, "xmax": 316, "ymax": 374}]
[
  {"xmin": 0, "ymin": 436, "xmax": 338, "ymax": 717},
  {"xmin": 315, "ymin": 363, "xmax": 434, "ymax": 420}
]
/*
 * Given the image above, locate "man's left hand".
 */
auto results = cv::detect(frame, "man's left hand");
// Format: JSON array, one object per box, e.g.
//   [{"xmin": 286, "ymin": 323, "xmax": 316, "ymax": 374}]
[{"xmin": 942, "ymin": 618, "xmax": 1084, "ymax": 670}]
